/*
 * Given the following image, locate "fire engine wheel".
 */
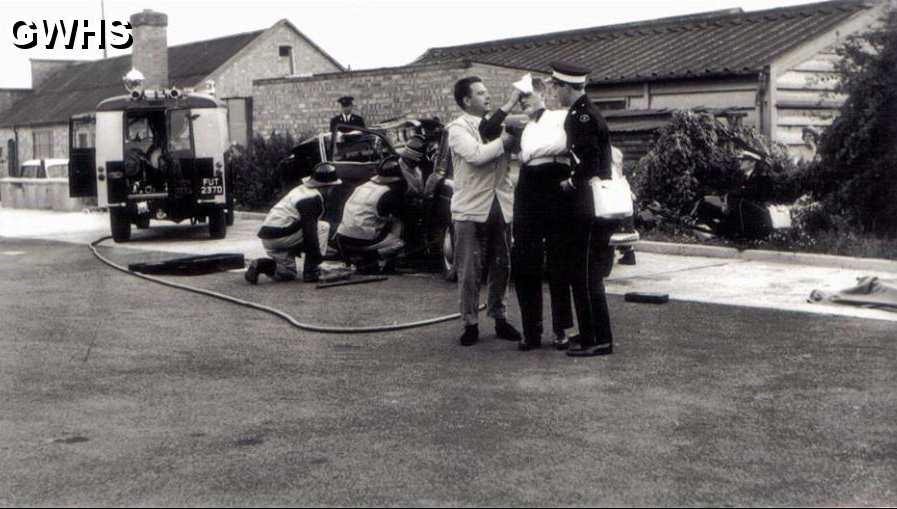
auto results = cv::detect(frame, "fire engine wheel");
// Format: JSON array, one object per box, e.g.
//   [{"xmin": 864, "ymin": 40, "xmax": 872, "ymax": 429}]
[
  {"xmin": 208, "ymin": 209, "xmax": 227, "ymax": 239},
  {"xmin": 440, "ymin": 225, "xmax": 457, "ymax": 282},
  {"xmin": 110, "ymin": 209, "xmax": 131, "ymax": 242}
]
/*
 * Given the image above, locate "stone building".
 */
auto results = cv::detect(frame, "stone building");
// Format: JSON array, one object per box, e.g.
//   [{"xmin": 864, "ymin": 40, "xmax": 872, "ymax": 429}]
[
  {"xmin": 250, "ymin": 0, "xmax": 887, "ymax": 163},
  {"xmin": 0, "ymin": 9, "xmax": 342, "ymax": 209}
]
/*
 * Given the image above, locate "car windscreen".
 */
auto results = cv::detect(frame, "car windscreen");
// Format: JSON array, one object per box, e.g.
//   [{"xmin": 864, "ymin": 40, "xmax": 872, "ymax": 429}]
[
  {"xmin": 46, "ymin": 164, "xmax": 68, "ymax": 178},
  {"xmin": 332, "ymin": 132, "xmax": 392, "ymax": 163}
]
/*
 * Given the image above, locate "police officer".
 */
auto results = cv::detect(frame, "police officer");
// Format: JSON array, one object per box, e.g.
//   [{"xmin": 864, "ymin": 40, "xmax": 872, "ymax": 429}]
[
  {"xmin": 245, "ymin": 162, "xmax": 341, "ymax": 284},
  {"xmin": 335, "ymin": 156, "xmax": 407, "ymax": 274},
  {"xmin": 330, "ymin": 96, "xmax": 366, "ymax": 134},
  {"xmin": 551, "ymin": 61, "xmax": 616, "ymax": 357}
]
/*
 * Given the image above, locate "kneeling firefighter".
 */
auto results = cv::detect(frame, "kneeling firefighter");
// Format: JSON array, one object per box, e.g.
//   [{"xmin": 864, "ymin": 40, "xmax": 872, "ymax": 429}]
[
  {"xmin": 245, "ymin": 162, "xmax": 342, "ymax": 284},
  {"xmin": 335, "ymin": 156, "xmax": 407, "ymax": 274}
]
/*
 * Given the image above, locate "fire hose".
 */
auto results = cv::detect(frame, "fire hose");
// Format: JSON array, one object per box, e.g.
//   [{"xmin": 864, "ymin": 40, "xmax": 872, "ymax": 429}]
[{"xmin": 89, "ymin": 236, "xmax": 482, "ymax": 334}]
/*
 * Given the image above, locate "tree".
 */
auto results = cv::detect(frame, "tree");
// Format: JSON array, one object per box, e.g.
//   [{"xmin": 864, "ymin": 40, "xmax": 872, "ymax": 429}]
[{"xmin": 813, "ymin": 9, "xmax": 897, "ymax": 236}]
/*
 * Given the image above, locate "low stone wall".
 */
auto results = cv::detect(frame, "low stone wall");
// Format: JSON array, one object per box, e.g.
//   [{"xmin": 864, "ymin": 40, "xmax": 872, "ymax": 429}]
[{"xmin": 0, "ymin": 178, "xmax": 89, "ymax": 211}]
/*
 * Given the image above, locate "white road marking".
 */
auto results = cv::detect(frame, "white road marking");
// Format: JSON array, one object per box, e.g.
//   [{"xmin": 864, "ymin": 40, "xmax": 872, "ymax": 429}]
[{"xmin": 1, "ymin": 251, "xmax": 26, "ymax": 256}]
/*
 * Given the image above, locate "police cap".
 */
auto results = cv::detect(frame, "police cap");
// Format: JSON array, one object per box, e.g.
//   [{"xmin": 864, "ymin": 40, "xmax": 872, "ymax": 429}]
[
  {"xmin": 550, "ymin": 61, "xmax": 590, "ymax": 86},
  {"xmin": 337, "ymin": 96, "xmax": 354, "ymax": 107}
]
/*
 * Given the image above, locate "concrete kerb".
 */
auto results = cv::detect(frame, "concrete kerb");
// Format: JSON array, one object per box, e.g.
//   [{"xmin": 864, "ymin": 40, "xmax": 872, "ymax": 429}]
[
  {"xmin": 236, "ymin": 211, "xmax": 897, "ymax": 274},
  {"xmin": 636, "ymin": 240, "xmax": 897, "ymax": 274}
]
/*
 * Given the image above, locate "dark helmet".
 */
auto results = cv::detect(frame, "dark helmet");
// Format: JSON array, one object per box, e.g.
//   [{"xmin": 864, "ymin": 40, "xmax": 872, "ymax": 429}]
[
  {"xmin": 376, "ymin": 156, "xmax": 402, "ymax": 180},
  {"xmin": 303, "ymin": 162, "xmax": 342, "ymax": 188}
]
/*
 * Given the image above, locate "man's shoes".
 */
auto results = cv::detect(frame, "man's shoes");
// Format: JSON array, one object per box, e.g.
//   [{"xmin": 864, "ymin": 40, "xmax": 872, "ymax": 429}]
[
  {"xmin": 495, "ymin": 319, "xmax": 523, "ymax": 341},
  {"xmin": 566, "ymin": 341, "xmax": 613, "ymax": 357},
  {"xmin": 459, "ymin": 325, "xmax": 479, "ymax": 346},
  {"xmin": 245, "ymin": 259, "xmax": 261, "ymax": 285},
  {"xmin": 518, "ymin": 338, "xmax": 541, "ymax": 351},
  {"xmin": 619, "ymin": 249, "xmax": 637, "ymax": 265},
  {"xmin": 245, "ymin": 258, "xmax": 276, "ymax": 284},
  {"xmin": 553, "ymin": 333, "xmax": 570, "ymax": 351}
]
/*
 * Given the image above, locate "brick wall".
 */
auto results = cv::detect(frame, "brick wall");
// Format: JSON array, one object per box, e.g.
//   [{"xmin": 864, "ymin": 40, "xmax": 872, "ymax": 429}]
[
  {"xmin": 211, "ymin": 22, "xmax": 343, "ymax": 99},
  {"xmin": 252, "ymin": 61, "xmax": 544, "ymax": 137},
  {"xmin": 130, "ymin": 10, "xmax": 169, "ymax": 89}
]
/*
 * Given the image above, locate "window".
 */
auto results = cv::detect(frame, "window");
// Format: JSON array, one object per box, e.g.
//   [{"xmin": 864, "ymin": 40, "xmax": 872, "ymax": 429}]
[
  {"xmin": 225, "ymin": 97, "xmax": 251, "ymax": 148},
  {"xmin": 33, "ymin": 130, "xmax": 52, "ymax": 159},
  {"xmin": 7, "ymin": 139, "xmax": 16, "ymax": 177},
  {"xmin": 168, "ymin": 109, "xmax": 194, "ymax": 157},
  {"xmin": 593, "ymin": 99, "xmax": 627, "ymax": 112},
  {"xmin": 279, "ymin": 45, "xmax": 294, "ymax": 75}
]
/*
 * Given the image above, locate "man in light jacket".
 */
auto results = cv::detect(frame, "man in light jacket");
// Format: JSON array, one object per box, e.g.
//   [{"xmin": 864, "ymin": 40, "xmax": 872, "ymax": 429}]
[{"xmin": 447, "ymin": 76, "xmax": 523, "ymax": 346}]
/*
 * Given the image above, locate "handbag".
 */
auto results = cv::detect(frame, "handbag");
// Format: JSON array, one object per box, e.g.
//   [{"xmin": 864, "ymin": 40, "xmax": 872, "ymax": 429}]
[{"xmin": 590, "ymin": 176, "xmax": 634, "ymax": 220}]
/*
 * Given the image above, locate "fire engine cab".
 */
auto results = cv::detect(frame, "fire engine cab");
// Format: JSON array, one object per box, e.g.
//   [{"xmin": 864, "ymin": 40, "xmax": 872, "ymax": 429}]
[{"xmin": 68, "ymin": 69, "xmax": 232, "ymax": 242}]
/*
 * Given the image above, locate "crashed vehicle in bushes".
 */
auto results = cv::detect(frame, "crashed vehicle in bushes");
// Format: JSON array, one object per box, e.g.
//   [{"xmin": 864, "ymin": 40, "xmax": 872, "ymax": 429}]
[
  {"xmin": 68, "ymin": 71, "xmax": 233, "ymax": 242},
  {"xmin": 279, "ymin": 118, "xmax": 457, "ymax": 278}
]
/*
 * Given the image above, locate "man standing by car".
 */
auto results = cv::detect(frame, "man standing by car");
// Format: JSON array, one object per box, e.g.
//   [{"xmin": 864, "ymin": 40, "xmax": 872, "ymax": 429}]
[
  {"xmin": 551, "ymin": 61, "xmax": 616, "ymax": 357},
  {"xmin": 330, "ymin": 96, "xmax": 366, "ymax": 134},
  {"xmin": 447, "ymin": 76, "xmax": 522, "ymax": 346},
  {"xmin": 245, "ymin": 162, "xmax": 341, "ymax": 284}
]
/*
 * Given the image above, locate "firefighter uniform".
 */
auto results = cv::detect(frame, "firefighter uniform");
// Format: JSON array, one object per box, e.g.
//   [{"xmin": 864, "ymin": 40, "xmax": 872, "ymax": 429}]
[
  {"xmin": 552, "ymin": 61, "xmax": 616, "ymax": 357},
  {"xmin": 335, "ymin": 157, "xmax": 406, "ymax": 274},
  {"xmin": 245, "ymin": 163, "xmax": 341, "ymax": 284}
]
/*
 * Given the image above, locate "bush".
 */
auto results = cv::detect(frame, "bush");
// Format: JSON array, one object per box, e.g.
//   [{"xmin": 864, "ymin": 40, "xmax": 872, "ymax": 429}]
[
  {"xmin": 632, "ymin": 110, "xmax": 802, "ymax": 217},
  {"xmin": 226, "ymin": 132, "xmax": 303, "ymax": 211},
  {"xmin": 809, "ymin": 10, "xmax": 897, "ymax": 236}
]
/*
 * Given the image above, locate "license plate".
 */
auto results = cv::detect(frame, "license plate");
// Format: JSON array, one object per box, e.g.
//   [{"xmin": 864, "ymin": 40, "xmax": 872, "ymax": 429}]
[{"xmin": 200, "ymin": 177, "xmax": 224, "ymax": 196}]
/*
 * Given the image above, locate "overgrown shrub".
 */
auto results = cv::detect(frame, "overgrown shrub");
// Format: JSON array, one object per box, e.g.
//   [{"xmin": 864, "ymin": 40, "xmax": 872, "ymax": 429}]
[
  {"xmin": 810, "ymin": 10, "xmax": 897, "ymax": 236},
  {"xmin": 226, "ymin": 132, "xmax": 302, "ymax": 211},
  {"xmin": 632, "ymin": 110, "xmax": 801, "ymax": 217}
]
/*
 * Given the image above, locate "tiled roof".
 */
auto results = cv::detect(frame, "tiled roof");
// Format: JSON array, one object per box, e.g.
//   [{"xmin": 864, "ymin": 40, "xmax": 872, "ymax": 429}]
[
  {"xmin": 0, "ymin": 30, "xmax": 263, "ymax": 127},
  {"xmin": 415, "ymin": 0, "xmax": 872, "ymax": 84}
]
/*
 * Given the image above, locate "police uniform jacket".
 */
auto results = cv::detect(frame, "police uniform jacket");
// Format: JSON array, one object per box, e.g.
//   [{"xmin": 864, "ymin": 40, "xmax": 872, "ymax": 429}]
[
  {"xmin": 330, "ymin": 113, "xmax": 366, "ymax": 133},
  {"xmin": 566, "ymin": 95, "xmax": 612, "ymax": 216}
]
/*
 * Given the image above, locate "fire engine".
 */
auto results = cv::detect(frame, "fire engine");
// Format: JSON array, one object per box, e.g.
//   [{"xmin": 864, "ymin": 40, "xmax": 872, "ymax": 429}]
[{"xmin": 68, "ymin": 69, "xmax": 232, "ymax": 242}]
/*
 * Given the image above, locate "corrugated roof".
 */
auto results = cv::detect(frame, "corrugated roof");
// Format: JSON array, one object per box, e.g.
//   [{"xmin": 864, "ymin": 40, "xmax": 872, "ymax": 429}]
[
  {"xmin": 0, "ymin": 30, "xmax": 263, "ymax": 127},
  {"xmin": 415, "ymin": 0, "xmax": 872, "ymax": 84}
]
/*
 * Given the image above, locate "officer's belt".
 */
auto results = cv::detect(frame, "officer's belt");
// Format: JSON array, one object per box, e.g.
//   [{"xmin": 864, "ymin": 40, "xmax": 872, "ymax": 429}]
[{"xmin": 525, "ymin": 156, "xmax": 571, "ymax": 166}]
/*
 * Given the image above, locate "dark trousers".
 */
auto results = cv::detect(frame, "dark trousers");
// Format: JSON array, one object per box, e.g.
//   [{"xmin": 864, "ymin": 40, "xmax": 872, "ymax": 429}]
[
  {"xmin": 569, "ymin": 212, "xmax": 615, "ymax": 347},
  {"xmin": 512, "ymin": 164, "xmax": 574, "ymax": 342}
]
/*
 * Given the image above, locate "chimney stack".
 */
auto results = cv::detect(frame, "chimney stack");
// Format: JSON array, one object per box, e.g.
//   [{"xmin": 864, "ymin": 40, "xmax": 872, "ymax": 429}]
[{"xmin": 129, "ymin": 10, "xmax": 168, "ymax": 89}]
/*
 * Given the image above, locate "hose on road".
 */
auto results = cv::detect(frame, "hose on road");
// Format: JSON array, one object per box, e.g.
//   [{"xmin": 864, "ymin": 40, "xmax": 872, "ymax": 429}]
[{"xmin": 89, "ymin": 236, "xmax": 476, "ymax": 334}]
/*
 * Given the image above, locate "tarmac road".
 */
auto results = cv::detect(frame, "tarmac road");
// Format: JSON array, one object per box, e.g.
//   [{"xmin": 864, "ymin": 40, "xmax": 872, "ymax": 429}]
[{"xmin": 1, "ymin": 237, "xmax": 895, "ymax": 506}]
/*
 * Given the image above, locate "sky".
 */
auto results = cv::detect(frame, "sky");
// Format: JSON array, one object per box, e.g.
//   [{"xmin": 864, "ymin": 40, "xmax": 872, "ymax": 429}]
[{"xmin": 1, "ymin": 0, "xmax": 829, "ymax": 89}]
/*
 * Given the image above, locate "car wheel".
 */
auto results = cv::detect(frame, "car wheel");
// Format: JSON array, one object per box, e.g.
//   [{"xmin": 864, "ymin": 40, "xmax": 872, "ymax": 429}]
[
  {"xmin": 110, "ymin": 208, "xmax": 131, "ymax": 242},
  {"xmin": 209, "ymin": 208, "xmax": 227, "ymax": 239},
  {"xmin": 440, "ymin": 224, "xmax": 457, "ymax": 282}
]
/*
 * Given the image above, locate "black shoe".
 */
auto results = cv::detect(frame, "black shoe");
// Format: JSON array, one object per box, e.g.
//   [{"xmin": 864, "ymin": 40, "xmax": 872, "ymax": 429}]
[
  {"xmin": 619, "ymin": 250, "xmax": 637, "ymax": 265},
  {"xmin": 553, "ymin": 333, "xmax": 570, "ymax": 351},
  {"xmin": 244, "ymin": 259, "xmax": 261, "ymax": 285},
  {"xmin": 567, "ymin": 334, "xmax": 581, "ymax": 345},
  {"xmin": 518, "ymin": 339, "xmax": 542, "ymax": 351},
  {"xmin": 459, "ymin": 325, "xmax": 479, "ymax": 346},
  {"xmin": 566, "ymin": 341, "xmax": 613, "ymax": 357},
  {"xmin": 495, "ymin": 319, "xmax": 522, "ymax": 341}
]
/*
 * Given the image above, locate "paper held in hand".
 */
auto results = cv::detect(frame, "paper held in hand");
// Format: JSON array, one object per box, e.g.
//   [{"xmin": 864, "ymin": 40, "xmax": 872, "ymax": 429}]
[{"xmin": 513, "ymin": 73, "xmax": 533, "ymax": 95}]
